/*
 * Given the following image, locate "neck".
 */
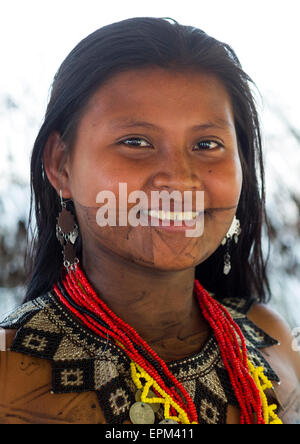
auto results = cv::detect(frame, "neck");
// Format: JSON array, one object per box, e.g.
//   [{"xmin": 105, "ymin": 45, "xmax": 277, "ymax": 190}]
[{"xmin": 81, "ymin": 242, "xmax": 210, "ymax": 361}]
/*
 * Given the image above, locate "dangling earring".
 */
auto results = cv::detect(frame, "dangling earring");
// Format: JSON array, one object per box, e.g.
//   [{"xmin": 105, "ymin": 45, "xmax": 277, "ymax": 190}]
[
  {"xmin": 221, "ymin": 215, "xmax": 241, "ymax": 275},
  {"xmin": 56, "ymin": 190, "xmax": 79, "ymax": 272}
]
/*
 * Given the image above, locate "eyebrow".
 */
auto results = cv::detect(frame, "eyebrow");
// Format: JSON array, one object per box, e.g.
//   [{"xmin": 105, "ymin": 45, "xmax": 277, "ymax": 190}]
[{"xmin": 109, "ymin": 117, "xmax": 234, "ymax": 132}]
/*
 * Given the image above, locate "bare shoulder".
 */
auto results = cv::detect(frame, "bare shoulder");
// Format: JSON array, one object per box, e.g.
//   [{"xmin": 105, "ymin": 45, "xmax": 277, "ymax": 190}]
[
  {"xmin": 0, "ymin": 328, "xmax": 105, "ymax": 424},
  {"xmin": 0, "ymin": 327, "xmax": 53, "ymax": 423},
  {"xmin": 247, "ymin": 303, "xmax": 300, "ymax": 424},
  {"xmin": 247, "ymin": 303, "xmax": 300, "ymax": 376}
]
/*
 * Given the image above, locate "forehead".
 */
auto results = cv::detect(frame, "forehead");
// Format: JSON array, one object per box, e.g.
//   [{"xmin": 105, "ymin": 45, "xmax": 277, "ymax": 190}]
[{"xmin": 84, "ymin": 67, "xmax": 235, "ymax": 127}]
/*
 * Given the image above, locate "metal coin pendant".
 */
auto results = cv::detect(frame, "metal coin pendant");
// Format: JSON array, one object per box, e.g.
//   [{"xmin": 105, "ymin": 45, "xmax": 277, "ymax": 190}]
[
  {"xmin": 129, "ymin": 402, "xmax": 155, "ymax": 424},
  {"xmin": 135, "ymin": 389, "xmax": 161, "ymax": 412},
  {"xmin": 159, "ymin": 419, "xmax": 179, "ymax": 424}
]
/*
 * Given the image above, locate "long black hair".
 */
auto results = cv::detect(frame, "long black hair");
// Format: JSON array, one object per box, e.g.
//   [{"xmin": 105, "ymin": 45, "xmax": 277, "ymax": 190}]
[{"xmin": 24, "ymin": 16, "xmax": 271, "ymax": 303}]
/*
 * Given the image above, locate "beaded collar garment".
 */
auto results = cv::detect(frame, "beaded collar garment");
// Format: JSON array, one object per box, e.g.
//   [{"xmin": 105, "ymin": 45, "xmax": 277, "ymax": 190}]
[{"xmin": 0, "ymin": 292, "xmax": 279, "ymax": 424}]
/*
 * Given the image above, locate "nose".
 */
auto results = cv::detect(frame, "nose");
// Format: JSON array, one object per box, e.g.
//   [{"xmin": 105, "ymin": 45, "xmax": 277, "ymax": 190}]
[
  {"xmin": 151, "ymin": 150, "xmax": 203, "ymax": 193},
  {"xmin": 150, "ymin": 150, "xmax": 205, "ymax": 213}
]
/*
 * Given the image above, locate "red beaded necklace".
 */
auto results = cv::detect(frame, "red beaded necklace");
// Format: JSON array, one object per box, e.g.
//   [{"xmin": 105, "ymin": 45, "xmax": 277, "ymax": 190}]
[{"xmin": 53, "ymin": 263, "xmax": 265, "ymax": 424}]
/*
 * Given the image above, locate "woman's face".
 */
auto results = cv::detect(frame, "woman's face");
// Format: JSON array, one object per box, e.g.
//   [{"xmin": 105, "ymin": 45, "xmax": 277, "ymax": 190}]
[{"xmin": 62, "ymin": 67, "xmax": 243, "ymax": 271}]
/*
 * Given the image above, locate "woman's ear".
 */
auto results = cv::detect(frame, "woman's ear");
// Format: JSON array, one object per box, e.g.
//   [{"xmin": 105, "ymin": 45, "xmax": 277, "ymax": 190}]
[{"xmin": 43, "ymin": 131, "xmax": 72, "ymax": 198}]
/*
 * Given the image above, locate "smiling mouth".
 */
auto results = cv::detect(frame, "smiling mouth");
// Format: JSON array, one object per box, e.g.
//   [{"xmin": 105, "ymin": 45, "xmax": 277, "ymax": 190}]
[
  {"xmin": 140, "ymin": 209, "xmax": 202, "ymax": 222},
  {"xmin": 136, "ymin": 209, "xmax": 206, "ymax": 230}
]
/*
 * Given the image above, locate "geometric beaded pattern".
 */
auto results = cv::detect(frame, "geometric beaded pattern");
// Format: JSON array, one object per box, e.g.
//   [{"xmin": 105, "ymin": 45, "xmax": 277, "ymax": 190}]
[{"xmin": 0, "ymin": 292, "xmax": 280, "ymax": 424}]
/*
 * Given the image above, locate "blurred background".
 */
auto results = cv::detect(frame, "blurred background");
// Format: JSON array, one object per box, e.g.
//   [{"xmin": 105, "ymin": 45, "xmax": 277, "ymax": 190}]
[{"xmin": 0, "ymin": 0, "xmax": 299, "ymax": 327}]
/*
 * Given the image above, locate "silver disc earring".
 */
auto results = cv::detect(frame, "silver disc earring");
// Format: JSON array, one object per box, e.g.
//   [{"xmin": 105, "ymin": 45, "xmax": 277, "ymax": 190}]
[{"xmin": 221, "ymin": 215, "xmax": 241, "ymax": 275}]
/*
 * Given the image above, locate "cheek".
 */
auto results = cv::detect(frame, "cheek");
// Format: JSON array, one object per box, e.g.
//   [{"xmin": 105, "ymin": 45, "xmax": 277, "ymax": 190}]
[
  {"xmin": 207, "ymin": 155, "xmax": 243, "ymax": 205},
  {"xmin": 68, "ymin": 150, "xmax": 137, "ymax": 208},
  {"xmin": 75, "ymin": 201, "xmax": 158, "ymax": 267},
  {"xmin": 69, "ymin": 154, "xmax": 146, "ymax": 232}
]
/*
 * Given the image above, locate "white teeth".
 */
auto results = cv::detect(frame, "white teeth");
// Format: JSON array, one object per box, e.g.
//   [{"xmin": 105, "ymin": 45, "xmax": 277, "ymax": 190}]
[{"xmin": 140, "ymin": 209, "xmax": 199, "ymax": 221}]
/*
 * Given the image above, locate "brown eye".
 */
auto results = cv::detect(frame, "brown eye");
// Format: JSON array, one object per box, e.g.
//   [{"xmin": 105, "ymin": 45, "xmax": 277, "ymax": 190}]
[
  {"xmin": 195, "ymin": 140, "xmax": 222, "ymax": 150},
  {"xmin": 119, "ymin": 137, "xmax": 152, "ymax": 148}
]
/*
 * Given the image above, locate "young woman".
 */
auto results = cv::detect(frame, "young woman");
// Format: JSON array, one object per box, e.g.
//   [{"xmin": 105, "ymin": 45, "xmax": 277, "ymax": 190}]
[{"xmin": 0, "ymin": 17, "xmax": 299, "ymax": 424}]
